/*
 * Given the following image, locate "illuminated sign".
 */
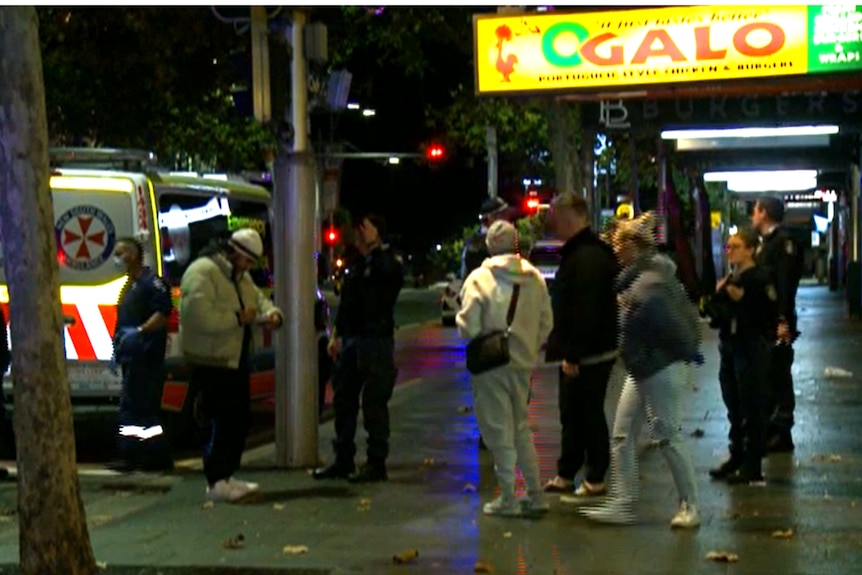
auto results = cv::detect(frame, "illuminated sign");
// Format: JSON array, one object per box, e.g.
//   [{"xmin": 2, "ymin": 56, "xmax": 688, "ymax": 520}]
[
  {"xmin": 474, "ymin": 5, "xmax": 862, "ymax": 94},
  {"xmin": 616, "ymin": 202, "xmax": 634, "ymax": 219},
  {"xmin": 227, "ymin": 215, "xmax": 267, "ymax": 237}
]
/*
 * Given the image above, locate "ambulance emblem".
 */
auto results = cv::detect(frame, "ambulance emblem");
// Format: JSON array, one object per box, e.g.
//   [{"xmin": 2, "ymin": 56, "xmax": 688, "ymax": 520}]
[{"xmin": 55, "ymin": 205, "xmax": 116, "ymax": 271}]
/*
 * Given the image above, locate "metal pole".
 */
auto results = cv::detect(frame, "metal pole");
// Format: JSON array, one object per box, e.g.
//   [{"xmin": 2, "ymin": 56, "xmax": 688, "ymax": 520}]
[
  {"xmin": 274, "ymin": 8, "xmax": 318, "ymax": 467},
  {"xmin": 486, "ymin": 126, "xmax": 498, "ymax": 199},
  {"xmin": 250, "ymin": 7, "xmax": 271, "ymax": 122}
]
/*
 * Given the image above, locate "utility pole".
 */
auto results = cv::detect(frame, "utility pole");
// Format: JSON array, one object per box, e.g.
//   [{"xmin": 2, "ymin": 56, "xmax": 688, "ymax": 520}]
[
  {"xmin": 269, "ymin": 8, "xmax": 318, "ymax": 467},
  {"xmin": 486, "ymin": 126, "xmax": 498, "ymax": 199}
]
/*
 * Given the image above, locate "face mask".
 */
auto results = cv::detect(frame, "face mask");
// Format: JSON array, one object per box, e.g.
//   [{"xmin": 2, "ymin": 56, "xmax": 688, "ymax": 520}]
[{"xmin": 113, "ymin": 256, "xmax": 127, "ymax": 270}]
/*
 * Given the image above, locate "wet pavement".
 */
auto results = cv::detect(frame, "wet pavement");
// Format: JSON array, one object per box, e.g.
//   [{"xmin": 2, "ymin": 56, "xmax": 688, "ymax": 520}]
[{"xmin": 0, "ymin": 285, "xmax": 860, "ymax": 574}]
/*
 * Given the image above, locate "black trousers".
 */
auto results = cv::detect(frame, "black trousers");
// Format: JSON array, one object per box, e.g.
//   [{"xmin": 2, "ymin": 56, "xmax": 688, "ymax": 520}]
[
  {"xmin": 117, "ymin": 357, "xmax": 171, "ymax": 465},
  {"xmin": 331, "ymin": 336, "xmax": 397, "ymax": 466},
  {"xmin": 767, "ymin": 344, "xmax": 796, "ymax": 436},
  {"xmin": 719, "ymin": 338, "xmax": 771, "ymax": 468},
  {"xmin": 557, "ymin": 361, "xmax": 614, "ymax": 484},
  {"xmin": 195, "ymin": 365, "xmax": 251, "ymax": 486}
]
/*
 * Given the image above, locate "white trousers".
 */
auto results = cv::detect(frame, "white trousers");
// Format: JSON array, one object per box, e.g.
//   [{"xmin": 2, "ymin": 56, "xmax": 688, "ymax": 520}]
[{"xmin": 472, "ymin": 367, "xmax": 542, "ymax": 501}]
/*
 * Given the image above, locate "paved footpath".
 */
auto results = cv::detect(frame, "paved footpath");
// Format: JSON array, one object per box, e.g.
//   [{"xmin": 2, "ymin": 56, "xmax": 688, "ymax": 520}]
[{"xmin": 0, "ymin": 286, "xmax": 860, "ymax": 574}]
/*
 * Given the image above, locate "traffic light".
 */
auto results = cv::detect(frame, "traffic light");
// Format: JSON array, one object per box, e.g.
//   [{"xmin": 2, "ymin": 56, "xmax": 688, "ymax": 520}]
[
  {"xmin": 426, "ymin": 143, "xmax": 445, "ymax": 161},
  {"xmin": 524, "ymin": 190, "xmax": 540, "ymax": 215},
  {"xmin": 323, "ymin": 226, "xmax": 339, "ymax": 246}
]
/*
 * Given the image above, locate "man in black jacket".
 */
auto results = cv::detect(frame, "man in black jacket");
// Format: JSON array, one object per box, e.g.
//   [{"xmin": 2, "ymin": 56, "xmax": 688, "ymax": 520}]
[
  {"xmin": 544, "ymin": 193, "xmax": 620, "ymax": 499},
  {"xmin": 752, "ymin": 196, "xmax": 803, "ymax": 453}
]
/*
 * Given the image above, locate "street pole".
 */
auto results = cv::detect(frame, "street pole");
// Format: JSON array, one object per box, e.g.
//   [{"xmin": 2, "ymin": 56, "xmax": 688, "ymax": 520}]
[
  {"xmin": 273, "ymin": 8, "xmax": 318, "ymax": 467},
  {"xmin": 486, "ymin": 126, "xmax": 498, "ymax": 199}
]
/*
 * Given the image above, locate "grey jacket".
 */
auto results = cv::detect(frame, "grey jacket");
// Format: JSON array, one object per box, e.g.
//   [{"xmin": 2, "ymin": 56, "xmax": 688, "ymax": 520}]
[{"xmin": 617, "ymin": 253, "xmax": 701, "ymax": 380}]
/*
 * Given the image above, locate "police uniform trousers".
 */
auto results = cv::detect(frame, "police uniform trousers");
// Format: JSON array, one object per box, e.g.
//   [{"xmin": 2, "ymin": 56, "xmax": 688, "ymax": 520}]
[
  {"xmin": 719, "ymin": 336, "xmax": 771, "ymax": 470},
  {"xmin": 767, "ymin": 343, "xmax": 795, "ymax": 435},
  {"xmin": 331, "ymin": 335, "xmax": 397, "ymax": 467}
]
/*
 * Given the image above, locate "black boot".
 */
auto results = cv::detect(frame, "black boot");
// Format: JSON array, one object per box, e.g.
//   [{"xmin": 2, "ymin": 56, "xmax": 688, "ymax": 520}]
[
  {"xmin": 312, "ymin": 461, "xmax": 355, "ymax": 480},
  {"xmin": 726, "ymin": 461, "xmax": 764, "ymax": 485},
  {"xmin": 766, "ymin": 432, "xmax": 794, "ymax": 453},
  {"xmin": 709, "ymin": 456, "xmax": 743, "ymax": 480},
  {"xmin": 348, "ymin": 461, "xmax": 388, "ymax": 484}
]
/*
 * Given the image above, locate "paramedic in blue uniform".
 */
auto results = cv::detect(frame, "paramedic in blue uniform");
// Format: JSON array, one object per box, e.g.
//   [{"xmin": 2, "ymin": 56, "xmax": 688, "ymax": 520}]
[{"xmin": 111, "ymin": 237, "xmax": 174, "ymax": 472}]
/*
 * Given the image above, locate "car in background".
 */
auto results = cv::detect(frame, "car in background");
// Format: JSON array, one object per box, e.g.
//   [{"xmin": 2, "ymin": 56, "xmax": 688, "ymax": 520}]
[
  {"xmin": 529, "ymin": 239, "xmax": 564, "ymax": 289},
  {"xmin": 441, "ymin": 272, "xmax": 462, "ymax": 326}
]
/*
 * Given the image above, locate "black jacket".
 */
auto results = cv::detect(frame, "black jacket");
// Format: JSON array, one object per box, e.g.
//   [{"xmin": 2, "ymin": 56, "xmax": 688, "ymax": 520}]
[
  {"xmin": 755, "ymin": 226, "xmax": 803, "ymax": 334},
  {"xmin": 712, "ymin": 266, "xmax": 779, "ymax": 343},
  {"xmin": 546, "ymin": 228, "xmax": 619, "ymax": 364},
  {"xmin": 335, "ymin": 245, "xmax": 404, "ymax": 338}
]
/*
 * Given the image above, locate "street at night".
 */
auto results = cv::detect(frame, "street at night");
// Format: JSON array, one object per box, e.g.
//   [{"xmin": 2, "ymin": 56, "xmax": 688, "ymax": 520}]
[{"xmin": 0, "ymin": 286, "xmax": 859, "ymax": 574}]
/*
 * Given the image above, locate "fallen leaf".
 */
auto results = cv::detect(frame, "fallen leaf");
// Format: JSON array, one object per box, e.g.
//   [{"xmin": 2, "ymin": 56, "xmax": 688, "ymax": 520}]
[
  {"xmin": 202, "ymin": 501, "xmax": 215, "ymax": 510},
  {"xmin": 283, "ymin": 545, "xmax": 309, "ymax": 555},
  {"xmin": 272, "ymin": 503, "xmax": 286, "ymax": 511},
  {"xmin": 423, "ymin": 457, "xmax": 436, "ymax": 466},
  {"xmin": 474, "ymin": 561, "xmax": 494, "ymax": 573},
  {"xmin": 96, "ymin": 561, "xmax": 107, "ymax": 570},
  {"xmin": 690, "ymin": 428, "xmax": 705, "ymax": 438},
  {"xmin": 357, "ymin": 497, "xmax": 372, "ymax": 512},
  {"xmin": 706, "ymin": 551, "xmax": 738, "ymax": 563},
  {"xmin": 852, "ymin": 501, "xmax": 857, "ymax": 508},
  {"xmin": 771, "ymin": 528, "xmax": 795, "ymax": 539},
  {"xmin": 457, "ymin": 406, "xmax": 472, "ymax": 413},
  {"xmin": 222, "ymin": 533, "xmax": 245, "ymax": 550},
  {"xmin": 830, "ymin": 454, "xmax": 843, "ymax": 462},
  {"xmin": 393, "ymin": 549, "xmax": 419, "ymax": 564},
  {"xmin": 503, "ymin": 532, "xmax": 512, "ymax": 538},
  {"xmin": 463, "ymin": 483, "xmax": 477, "ymax": 493}
]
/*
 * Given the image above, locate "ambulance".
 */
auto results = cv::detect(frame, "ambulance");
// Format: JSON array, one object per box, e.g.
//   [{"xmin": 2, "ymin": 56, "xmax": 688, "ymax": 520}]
[{"xmin": 0, "ymin": 148, "xmax": 330, "ymax": 443}]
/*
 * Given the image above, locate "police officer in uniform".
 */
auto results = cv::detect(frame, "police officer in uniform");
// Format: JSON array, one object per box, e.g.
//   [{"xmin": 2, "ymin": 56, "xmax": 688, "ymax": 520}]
[
  {"xmin": 110, "ymin": 237, "xmax": 174, "ymax": 472},
  {"xmin": 461, "ymin": 197, "xmax": 511, "ymax": 279},
  {"xmin": 707, "ymin": 230, "xmax": 778, "ymax": 483},
  {"xmin": 314, "ymin": 214, "xmax": 404, "ymax": 483},
  {"xmin": 751, "ymin": 197, "xmax": 803, "ymax": 453}
]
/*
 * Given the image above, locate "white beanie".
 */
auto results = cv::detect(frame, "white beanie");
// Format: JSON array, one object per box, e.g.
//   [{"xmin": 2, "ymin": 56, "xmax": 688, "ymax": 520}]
[
  {"xmin": 229, "ymin": 228, "xmax": 264, "ymax": 262},
  {"xmin": 485, "ymin": 220, "xmax": 518, "ymax": 255}
]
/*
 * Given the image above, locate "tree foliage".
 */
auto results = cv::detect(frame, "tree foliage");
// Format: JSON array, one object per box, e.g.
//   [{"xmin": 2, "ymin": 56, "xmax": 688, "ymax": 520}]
[{"xmin": 37, "ymin": 7, "xmax": 271, "ymax": 170}]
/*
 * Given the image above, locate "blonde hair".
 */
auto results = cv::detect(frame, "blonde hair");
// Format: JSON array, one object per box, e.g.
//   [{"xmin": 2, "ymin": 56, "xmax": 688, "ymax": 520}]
[{"xmin": 613, "ymin": 213, "xmax": 657, "ymax": 251}]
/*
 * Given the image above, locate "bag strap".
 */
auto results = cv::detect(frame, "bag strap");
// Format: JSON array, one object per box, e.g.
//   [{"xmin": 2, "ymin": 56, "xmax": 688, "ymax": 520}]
[{"xmin": 506, "ymin": 284, "xmax": 521, "ymax": 327}]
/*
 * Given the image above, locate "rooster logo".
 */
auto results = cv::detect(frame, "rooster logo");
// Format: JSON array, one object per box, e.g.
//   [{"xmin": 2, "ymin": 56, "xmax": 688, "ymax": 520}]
[{"xmin": 495, "ymin": 25, "xmax": 518, "ymax": 82}]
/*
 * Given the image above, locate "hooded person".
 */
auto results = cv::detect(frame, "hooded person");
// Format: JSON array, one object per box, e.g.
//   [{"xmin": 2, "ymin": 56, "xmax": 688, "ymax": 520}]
[
  {"xmin": 456, "ymin": 220, "xmax": 554, "ymax": 517},
  {"xmin": 580, "ymin": 214, "xmax": 702, "ymax": 529}
]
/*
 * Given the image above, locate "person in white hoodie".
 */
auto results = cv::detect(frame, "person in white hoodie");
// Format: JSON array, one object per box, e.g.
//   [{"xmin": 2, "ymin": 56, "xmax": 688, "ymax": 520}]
[{"xmin": 457, "ymin": 220, "xmax": 554, "ymax": 517}]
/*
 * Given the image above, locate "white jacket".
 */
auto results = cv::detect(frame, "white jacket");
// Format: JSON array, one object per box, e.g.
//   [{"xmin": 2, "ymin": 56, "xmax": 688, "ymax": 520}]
[
  {"xmin": 457, "ymin": 255, "xmax": 553, "ymax": 369},
  {"xmin": 179, "ymin": 252, "xmax": 283, "ymax": 369}
]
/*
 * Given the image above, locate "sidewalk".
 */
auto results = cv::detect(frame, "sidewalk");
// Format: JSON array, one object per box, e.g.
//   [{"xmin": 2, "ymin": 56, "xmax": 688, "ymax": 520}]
[{"xmin": 0, "ymin": 286, "xmax": 860, "ymax": 574}]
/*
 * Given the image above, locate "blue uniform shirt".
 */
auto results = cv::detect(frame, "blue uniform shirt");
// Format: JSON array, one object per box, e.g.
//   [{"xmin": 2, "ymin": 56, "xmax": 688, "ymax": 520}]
[{"xmin": 116, "ymin": 267, "xmax": 172, "ymax": 361}]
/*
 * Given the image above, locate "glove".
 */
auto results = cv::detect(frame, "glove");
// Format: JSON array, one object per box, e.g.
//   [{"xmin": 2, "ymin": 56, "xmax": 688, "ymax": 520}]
[{"xmin": 112, "ymin": 327, "xmax": 142, "ymax": 363}]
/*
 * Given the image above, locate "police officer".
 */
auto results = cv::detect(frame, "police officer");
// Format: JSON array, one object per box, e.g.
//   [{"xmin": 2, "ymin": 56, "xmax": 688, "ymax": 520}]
[
  {"xmin": 708, "ymin": 230, "xmax": 778, "ymax": 484},
  {"xmin": 314, "ymin": 213, "xmax": 404, "ymax": 483},
  {"xmin": 751, "ymin": 196, "xmax": 803, "ymax": 453},
  {"xmin": 461, "ymin": 196, "xmax": 511, "ymax": 279},
  {"xmin": 110, "ymin": 237, "xmax": 173, "ymax": 472}
]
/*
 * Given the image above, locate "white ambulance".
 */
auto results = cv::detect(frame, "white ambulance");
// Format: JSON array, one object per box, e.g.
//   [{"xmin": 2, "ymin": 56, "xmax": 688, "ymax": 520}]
[{"xmin": 0, "ymin": 148, "xmax": 329, "ymax": 442}]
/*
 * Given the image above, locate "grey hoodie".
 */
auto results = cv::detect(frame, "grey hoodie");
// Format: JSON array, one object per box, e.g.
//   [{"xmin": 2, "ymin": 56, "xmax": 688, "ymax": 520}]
[
  {"xmin": 457, "ymin": 254, "xmax": 553, "ymax": 370},
  {"xmin": 617, "ymin": 253, "xmax": 701, "ymax": 380}
]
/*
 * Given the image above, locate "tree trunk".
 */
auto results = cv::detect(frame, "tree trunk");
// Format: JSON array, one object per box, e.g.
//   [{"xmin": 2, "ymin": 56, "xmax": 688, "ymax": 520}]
[
  {"xmin": 0, "ymin": 8, "xmax": 98, "ymax": 574},
  {"xmin": 545, "ymin": 99, "xmax": 584, "ymax": 195}
]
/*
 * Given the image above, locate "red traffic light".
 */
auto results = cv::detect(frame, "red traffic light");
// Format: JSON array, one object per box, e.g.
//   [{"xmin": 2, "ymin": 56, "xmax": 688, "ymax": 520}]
[
  {"xmin": 426, "ymin": 143, "xmax": 445, "ymax": 161},
  {"xmin": 525, "ymin": 191, "xmax": 540, "ymax": 214},
  {"xmin": 324, "ymin": 227, "xmax": 339, "ymax": 245}
]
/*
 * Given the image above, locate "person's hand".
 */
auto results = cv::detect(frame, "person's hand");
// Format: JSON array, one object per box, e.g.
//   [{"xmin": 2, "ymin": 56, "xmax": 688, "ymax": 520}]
[
  {"xmin": 777, "ymin": 321, "xmax": 791, "ymax": 342},
  {"xmin": 726, "ymin": 284, "xmax": 744, "ymax": 302},
  {"xmin": 716, "ymin": 275, "xmax": 730, "ymax": 292},
  {"xmin": 562, "ymin": 360, "xmax": 579, "ymax": 378},
  {"xmin": 261, "ymin": 311, "xmax": 283, "ymax": 330},
  {"xmin": 327, "ymin": 337, "xmax": 342, "ymax": 360},
  {"xmin": 237, "ymin": 308, "xmax": 257, "ymax": 325}
]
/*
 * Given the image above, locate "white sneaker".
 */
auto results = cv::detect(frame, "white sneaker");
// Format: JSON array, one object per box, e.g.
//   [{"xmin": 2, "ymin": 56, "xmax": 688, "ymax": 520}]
[
  {"xmin": 519, "ymin": 495, "xmax": 550, "ymax": 516},
  {"xmin": 228, "ymin": 477, "xmax": 259, "ymax": 493},
  {"xmin": 483, "ymin": 496, "xmax": 522, "ymax": 517},
  {"xmin": 205, "ymin": 479, "xmax": 247, "ymax": 503},
  {"xmin": 670, "ymin": 500, "xmax": 701, "ymax": 529}
]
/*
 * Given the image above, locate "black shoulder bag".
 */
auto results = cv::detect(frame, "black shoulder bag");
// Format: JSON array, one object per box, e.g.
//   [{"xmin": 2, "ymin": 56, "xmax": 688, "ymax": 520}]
[{"xmin": 465, "ymin": 284, "xmax": 521, "ymax": 375}]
